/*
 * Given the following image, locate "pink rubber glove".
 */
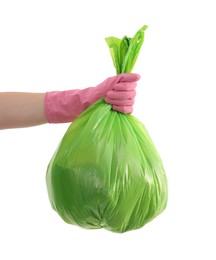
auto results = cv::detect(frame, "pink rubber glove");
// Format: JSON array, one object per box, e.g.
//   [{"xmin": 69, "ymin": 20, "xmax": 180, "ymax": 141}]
[{"xmin": 44, "ymin": 73, "xmax": 140, "ymax": 123}]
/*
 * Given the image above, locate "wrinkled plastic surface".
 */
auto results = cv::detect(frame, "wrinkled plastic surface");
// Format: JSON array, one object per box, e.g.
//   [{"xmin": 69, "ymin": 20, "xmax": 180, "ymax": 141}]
[
  {"xmin": 46, "ymin": 25, "xmax": 168, "ymax": 233},
  {"xmin": 46, "ymin": 99, "xmax": 168, "ymax": 233},
  {"xmin": 105, "ymin": 25, "xmax": 148, "ymax": 74}
]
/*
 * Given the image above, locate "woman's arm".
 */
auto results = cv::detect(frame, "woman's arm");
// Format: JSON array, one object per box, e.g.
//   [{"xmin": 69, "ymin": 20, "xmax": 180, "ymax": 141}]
[
  {"xmin": 0, "ymin": 92, "xmax": 47, "ymax": 129},
  {"xmin": 0, "ymin": 73, "xmax": 140, "ymax": 130}
]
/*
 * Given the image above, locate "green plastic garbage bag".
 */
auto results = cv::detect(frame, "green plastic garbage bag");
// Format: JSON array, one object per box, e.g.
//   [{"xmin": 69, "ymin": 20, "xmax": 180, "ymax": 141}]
[{"xmin": 46, "ymin": 26, "xmax": 168, "ymax": 233}]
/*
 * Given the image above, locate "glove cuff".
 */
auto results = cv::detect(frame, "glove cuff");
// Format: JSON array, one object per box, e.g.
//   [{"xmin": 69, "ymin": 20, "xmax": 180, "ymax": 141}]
[{"xmin": 44, "ymin": 86, "xmax": 106, "ymax": 124}]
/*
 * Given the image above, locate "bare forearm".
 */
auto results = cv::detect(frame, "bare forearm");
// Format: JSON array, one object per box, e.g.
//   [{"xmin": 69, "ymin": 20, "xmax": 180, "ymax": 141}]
[{"xmin": 0, "ymin": 92, "xmax": 47, "ymax": 129}]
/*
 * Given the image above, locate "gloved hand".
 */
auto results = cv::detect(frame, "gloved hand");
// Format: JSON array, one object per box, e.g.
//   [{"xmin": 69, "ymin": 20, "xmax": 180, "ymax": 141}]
[{"xmin": 44, "ymin": 73, "xmax": 140, "ymax": 123}]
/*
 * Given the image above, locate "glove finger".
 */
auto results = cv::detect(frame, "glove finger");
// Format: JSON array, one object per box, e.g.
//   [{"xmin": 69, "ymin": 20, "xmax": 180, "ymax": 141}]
[
  {"xmin": 106, "ymin": 89, "xmax": 136, "ymax": 100},
  {"xmin": 113, "ymin": 81, "xmax": 137, "ymax": 91},
  {"xmin": 112, "ymin": 105, "xmax": 133, "ymax": 114},
  {"xmin": 105, "ymin": 97, "xmax": 135, "ymax": 106},
  {"xmin": 117, "ymin": 73, "xmax": 141, "ymax": 83}
]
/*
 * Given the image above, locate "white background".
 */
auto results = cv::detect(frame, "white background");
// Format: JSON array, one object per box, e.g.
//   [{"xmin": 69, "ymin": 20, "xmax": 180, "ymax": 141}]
[{"xmin": 0, "ymin": 0, "xmax": 215, "ymax": 259}]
